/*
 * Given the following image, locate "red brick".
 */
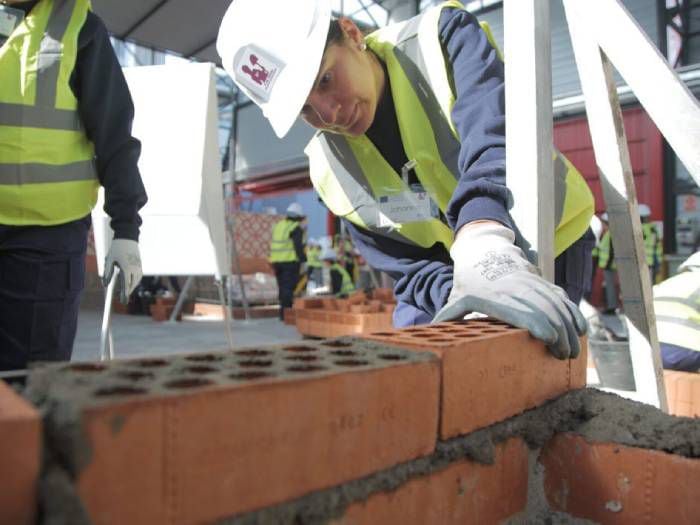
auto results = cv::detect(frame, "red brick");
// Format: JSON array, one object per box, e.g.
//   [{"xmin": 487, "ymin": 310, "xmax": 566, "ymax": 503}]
[
  {"xmin": 34, "ymin": 343, "xmax": 439, "ymax": 524},
  {"xmin": 363, "ymin": 319, "xmax": 587, "ymax": 438},
  {"xmin": 0, "ymin": 381, "xmax": 41, "ymax": 525},
  {"xmin": 541, "ymin": 432, "xmax": 700, "ymax": 524},
  {"xmin": 331, "ymin": 438, "xmax": 528, "ymax": 525},
  {"xmin": 295, "ymin": 309, "xmax": 394, "ymax": 338},
  {"xmin": 664, "ymin": 370, "xmax": 700, "ymax": 418}
]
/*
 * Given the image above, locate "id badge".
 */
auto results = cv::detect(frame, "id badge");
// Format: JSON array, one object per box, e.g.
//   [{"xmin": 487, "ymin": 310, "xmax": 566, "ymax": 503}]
[
  {"xmin": 0, "ymin": 5, "xmax": 24, "ymax": 38},
  {"xmin": 377, "ymin": 189, "xmax": 439, "ymax": 228}
]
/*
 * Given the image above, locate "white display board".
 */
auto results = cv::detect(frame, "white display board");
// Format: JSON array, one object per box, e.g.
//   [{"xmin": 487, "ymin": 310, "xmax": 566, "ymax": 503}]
[{"xmin": 92, "ymin": 62, "xmax": 229, "ymax": 278}]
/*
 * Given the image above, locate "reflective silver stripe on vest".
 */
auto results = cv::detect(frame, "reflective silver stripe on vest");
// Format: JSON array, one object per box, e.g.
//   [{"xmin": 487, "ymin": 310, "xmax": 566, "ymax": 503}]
[
  {"xmin": 392, "ymin": 42, "xmax": 461, "ymax": 180},
  {"xmin": 553, "ymin": 154, "xmax": 567, "ymax": 226},
  {"xmin": 36, "ymin": 0, "xmax": 75, "ymax": 108},
  {"xmin": 319, "ymin": 132, "xmax": 416, "ymax": 246},
  {"xmin": 0, "ymin": 159, "xmax": 96, "ymax": 184},
  {"xmin": 656, "ymin": 315, "xmax": 700, "ymax": 331},
  {"xmin": 0, "ymin": 102, "xmax": 82, "ymax": 131}
]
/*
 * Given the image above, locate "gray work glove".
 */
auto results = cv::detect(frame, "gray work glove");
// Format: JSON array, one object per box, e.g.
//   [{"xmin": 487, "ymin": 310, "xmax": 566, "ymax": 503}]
[
  {"xmin": 103, "ymin": 239, "xmax": 143, "ymax": 304},
  {"xmin": 433, "ymin": 222, "xmax": 587, "ymax": 359}
]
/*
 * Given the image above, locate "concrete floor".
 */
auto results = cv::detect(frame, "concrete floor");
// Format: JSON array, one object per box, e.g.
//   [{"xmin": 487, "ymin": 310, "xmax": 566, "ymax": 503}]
[{"xmin": 72, "ymin": 304, "xmax": 303, "ymax": 363}]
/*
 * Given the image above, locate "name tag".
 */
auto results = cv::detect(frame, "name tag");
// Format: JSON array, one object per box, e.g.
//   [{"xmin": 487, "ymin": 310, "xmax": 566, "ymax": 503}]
[
  {"xmin": 377, "ymin": 190, "xmax": 439, "ymax": 228},
  {"xmin": 0, "ymin": 5, "xmax": 23, "ymax": 38}
]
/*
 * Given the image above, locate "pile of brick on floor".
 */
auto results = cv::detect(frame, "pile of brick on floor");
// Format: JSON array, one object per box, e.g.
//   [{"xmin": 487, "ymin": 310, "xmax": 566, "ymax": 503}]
[
  {"xmin": 2, "ymin": 320, "xmax": 700, "ymax": 525},
  {"xmin": 293, "ymin": 288, "xmax": 396, "ymax": 338}
]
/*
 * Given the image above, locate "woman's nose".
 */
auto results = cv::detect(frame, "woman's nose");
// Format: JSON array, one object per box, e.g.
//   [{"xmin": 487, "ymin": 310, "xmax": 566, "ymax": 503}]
[{"xmin": 307, "ymin": 93, "xmax": 339, "ymax": 127}]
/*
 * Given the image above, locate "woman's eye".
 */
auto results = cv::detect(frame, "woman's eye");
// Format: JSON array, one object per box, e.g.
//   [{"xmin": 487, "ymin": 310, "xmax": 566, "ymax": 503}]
[{"xmin": 320, "ymin": 72, "xmax": 332, "ymax": 86}]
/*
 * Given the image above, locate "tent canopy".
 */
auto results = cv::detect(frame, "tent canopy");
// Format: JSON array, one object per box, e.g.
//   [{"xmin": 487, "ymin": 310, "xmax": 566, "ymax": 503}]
[
  {"xmin": 93, "ymin": 0, "xmax": 231, "ymax": 64},
  {"xmin": 92, "ymin": 0, "xmax": 414, "ymax": 65}
]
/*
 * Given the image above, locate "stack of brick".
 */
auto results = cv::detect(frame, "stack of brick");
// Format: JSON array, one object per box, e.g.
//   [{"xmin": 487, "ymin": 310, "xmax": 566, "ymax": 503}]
[
  {"xmin": 294, "ymin": 289, "xmax": 396, "ymax": 338},
  {"xmin": 3, "ymin": 320, "xmax": 700, "ymax": 524}
]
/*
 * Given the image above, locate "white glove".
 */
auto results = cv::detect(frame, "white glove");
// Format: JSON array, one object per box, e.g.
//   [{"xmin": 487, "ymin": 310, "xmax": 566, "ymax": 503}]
[
  {"xmin": 433, "ymin": 222, "xmax": 587, "ymax": 359},
  {"xmin": 103, "ymin": 239, "xmax": 142, "ymax": 304}
]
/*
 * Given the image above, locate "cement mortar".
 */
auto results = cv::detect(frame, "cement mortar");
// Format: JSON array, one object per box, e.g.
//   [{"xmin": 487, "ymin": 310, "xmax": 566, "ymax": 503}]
[{"xmin": 21, "ymin": 337, "xmax": 700, "ymax": 525}]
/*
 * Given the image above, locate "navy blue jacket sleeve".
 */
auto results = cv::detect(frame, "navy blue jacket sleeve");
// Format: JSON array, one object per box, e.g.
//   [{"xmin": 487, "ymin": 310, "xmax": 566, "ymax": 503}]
[
  {"xmin": 290, "ymin": 226, "xmax": 306, "ymax": 263},
  {"xmin": 72, "ymin": 12, "xmax": 147, "ymax": 240},
  {"xmin": 440, "ymin": 7, "xmax": 513, "ymax": 233},
  {"xmin": 345, "ymin": 221, "xmax": 453, "ymax": 319}
]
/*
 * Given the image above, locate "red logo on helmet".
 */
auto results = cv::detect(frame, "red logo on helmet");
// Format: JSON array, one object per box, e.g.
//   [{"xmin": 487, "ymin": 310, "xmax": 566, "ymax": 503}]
[{"xmin": 241, "ymin": 54, "xmax": 270, "ymax": 85}]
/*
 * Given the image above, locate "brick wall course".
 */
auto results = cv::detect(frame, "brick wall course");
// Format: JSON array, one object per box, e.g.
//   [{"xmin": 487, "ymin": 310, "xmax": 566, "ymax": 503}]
[
  {"xmin": 330, "ymin": 438, "xmax": 528, "ymax": 525},
  {"xmin": 362, "ymin": 319, "xmax": 586, "ymax": 438},
  {"xmin": 25, "ymin": 341, "xmax": 439, "ymax": 524},
  {"xmin": 541, "ymin": 432, "xmax": 700, "ymax": 524},
  {"xmin": 0, "ymin": 380, "xmax": 41, "ymax": 525}
]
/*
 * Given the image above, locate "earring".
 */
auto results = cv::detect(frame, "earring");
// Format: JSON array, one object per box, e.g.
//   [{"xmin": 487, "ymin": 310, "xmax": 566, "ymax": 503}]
[{"xmin": 360, "ymin": 42, "xmax": 367, "ymax": 51}]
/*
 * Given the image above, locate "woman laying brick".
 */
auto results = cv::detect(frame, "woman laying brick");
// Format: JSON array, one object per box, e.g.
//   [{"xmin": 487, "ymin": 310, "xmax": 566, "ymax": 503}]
[{"xmin": 216, "ymin": 0, "xmax": 595, "ymax": 360}]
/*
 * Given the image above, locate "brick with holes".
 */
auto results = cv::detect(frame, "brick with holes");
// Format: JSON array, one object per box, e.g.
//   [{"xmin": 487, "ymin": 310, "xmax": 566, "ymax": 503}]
[
  {"xmin": 0, "ymin": 380, "xmax": 42, "ymax": 525},
  {"xmin": 25, "ymin": 342, "xmax": 439, "ymax": 525},
  {"xmin": 362, "ymin": 319, "xmax": 587, "ymax": 438}
]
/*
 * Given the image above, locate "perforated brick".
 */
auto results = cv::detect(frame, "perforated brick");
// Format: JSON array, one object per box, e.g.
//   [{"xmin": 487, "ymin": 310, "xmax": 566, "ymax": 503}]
[
  {"xmin": 27, "ymin": 341, "xmax": 439, "ymax": 525},
  {"xmin": 363, "ymin": 319, "xmax": 587, "ymax": 438},
  {"xmin": 0, "ymin": 381, "xmax": 41, "ymax": 525},
  {"xmin": 541, "ymin": 432, "xmax": 700, "ymax": 524},
  {"xmin": 330, "ymin": 437, "xmax": 528, "ymax": 525}
]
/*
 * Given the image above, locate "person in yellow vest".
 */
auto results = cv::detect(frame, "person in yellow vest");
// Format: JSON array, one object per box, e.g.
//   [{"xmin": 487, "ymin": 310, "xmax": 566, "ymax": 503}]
[
  {"xmin": 218, "ymin": 0, "xmax": 595, "ymax": 360},
  {"xmin": 0, "ymin": 0, "xmax": 147, "ymax": 370},
  {"xmin": 595, "ymin": 212, "xmax": 619, "ymax": 313},
  {"xmin": 320, "ymin": 248, "xmax": 355, "ymax": 298},
  {"xmin": 653, "ymin": 251, "xmax": 700, "ymax": 372},
  {"xmin": 269, "ymin": 203, "xmax": 307, "ymax": 319},
  {"xmin": 638, "ymin": 204, "xmax": 663, "ymax": 284},
  {"xmin": 306, "ymin": 239, "xmax": 323, "ymax": 287}
]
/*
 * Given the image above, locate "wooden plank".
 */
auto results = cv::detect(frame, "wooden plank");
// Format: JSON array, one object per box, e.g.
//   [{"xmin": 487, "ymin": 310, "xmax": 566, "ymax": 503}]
[
  {"xmin": 563, "ymin": 0, "xmax": 667, "ymax": 411},
  {"xmin": 504, "ymin": 0, "xmax": 554, "ymax": 281},
  {"xmin": 590, "ymin": 0, "xmax": 700, "ymax": 186}
]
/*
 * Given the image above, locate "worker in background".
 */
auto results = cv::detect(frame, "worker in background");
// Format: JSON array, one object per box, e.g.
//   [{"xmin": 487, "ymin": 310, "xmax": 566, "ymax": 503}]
[
  {"xmin": 269, "ymin": 203, "xmax": 306, "ymax": 319},
  {"xmin": 218, "ymin": 0, "xmax": 595, "ymax": 360},
  {"xmin": 595, "ymin": 213, "xmax": 619, "ymax": 313},
  {"xmin": 320, "ymin": 248, "xmax": 356, "ymax": 298},
  {"xmin": 0, "ymin": 0, "xmax": 147, "ymax": 370},
  {"xmin": 306, "ymin": 239, "xmax": 323, "ymax": 287},
  {"xmin": 335, "ymin": 235, "xmax": 357, "ymax": 285},
  {"xmin": 639, "ymin": 204, "xmax": 663, "ymax": 284},
  {"xmin": 653, "ymin": 251, "xmax": 700, "ymax": 372}
]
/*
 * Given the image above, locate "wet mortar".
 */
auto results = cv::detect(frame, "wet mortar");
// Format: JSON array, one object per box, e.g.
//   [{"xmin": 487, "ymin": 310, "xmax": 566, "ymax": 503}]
[{"xmin": 19, "ymin": 327, "xmax": 700, "ymax": 525}]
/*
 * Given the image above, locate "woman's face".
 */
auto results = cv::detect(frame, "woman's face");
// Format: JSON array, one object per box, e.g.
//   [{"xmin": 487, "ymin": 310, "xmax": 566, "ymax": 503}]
[{"xmin": 300, "ymin": 19, "xmax": 384, "ymax": 137}]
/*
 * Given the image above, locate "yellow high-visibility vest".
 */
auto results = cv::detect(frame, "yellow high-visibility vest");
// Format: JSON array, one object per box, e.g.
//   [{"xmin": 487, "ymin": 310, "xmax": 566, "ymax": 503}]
[
  {"xmin": 269, "ymin": 219, "xmax": 300, "ymax": 263},
  {"xmin": 305, "ymin": 0, "xmax": 594, "ymax": 256},
  {"xmin": 654, "ymin": 271, "xmax": 700, "ymax": 353},
  {"xmin": 331, "ymin": 262, "xmax": 355, "ymax": 296},
  {"xmin": 0, "ymin": 0, "xmax": 99, "ymax": 225}
]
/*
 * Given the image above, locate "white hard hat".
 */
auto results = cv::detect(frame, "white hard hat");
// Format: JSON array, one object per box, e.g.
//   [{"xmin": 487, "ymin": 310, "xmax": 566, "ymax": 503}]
[
  {"xmin": 320, "ymin": 248, "xmax": 337, "ymax": 261},
  {"xmin": 638, "ymin": 203, "xmax": 651, "ymax": 218},
  {"xmin": 589, "ymin": 214, "xmax": 603, "ymax": 244},
  {"xmin": 217, "ymin": 0, "xmax": 331, "ymax": 138},
  {"xmin": 286, "ymin": 202, "xmax": 304, "ymax": 217},
  {"xmin": 679, "ymin": 251, "xmax": 700, "ymax": 272}
]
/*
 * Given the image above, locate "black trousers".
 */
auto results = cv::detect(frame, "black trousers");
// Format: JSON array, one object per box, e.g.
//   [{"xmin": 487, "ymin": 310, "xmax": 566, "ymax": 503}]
[
  {"xmin": 273, "ymin": 261, "xmax": 300, "ymax": 318},
  {"xmin": 0, "ymin": 216, "xmax": 90, "ymax": 371}
]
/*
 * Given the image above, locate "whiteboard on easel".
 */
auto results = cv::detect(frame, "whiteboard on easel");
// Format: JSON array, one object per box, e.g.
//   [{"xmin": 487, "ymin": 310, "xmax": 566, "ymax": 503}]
[{"xmin": 92, "ymin": 62, "xmax": 230, "ymax": 278}]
